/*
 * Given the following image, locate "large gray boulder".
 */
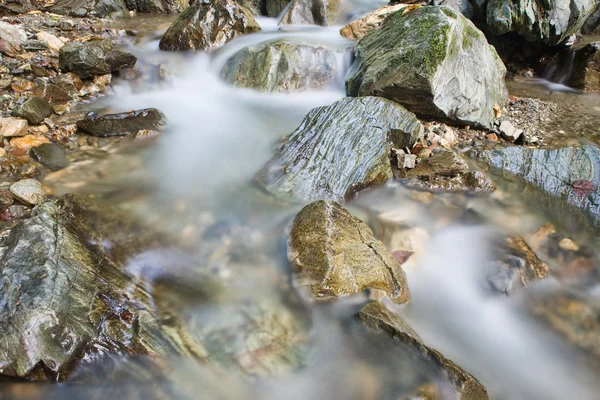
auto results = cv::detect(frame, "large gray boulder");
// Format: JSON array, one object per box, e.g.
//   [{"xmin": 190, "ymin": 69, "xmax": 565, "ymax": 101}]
[
  {"xmin": 288, "ymin": 201, "xmax": 411, "ymax": 304},
  {"xmin": 221, "ymin": 40, "xmax": 341, "ymax": 92},
  {"xmin": 159, "ymin": 0, "xmax": 261, "ymax": 51},
  {"xmin": 485, "ymin": 0, "xmax": 598, "ymax": 45},
  {"xmin": 256, "ymin": 96, "xmax": 423, "ymax": 202},
  {"xmin": 475, "ymin": 146, "xmax": 600, "ymax": 229},
  {"xmin": 278, "ymin": 0, "xmax": 340, "ymax": 26},
  {"xmin": 59, "ymin": 39, "xmax": 137, "ymax": 79},
  {"xmin": 346, "ymin": 6, "xmax": 508, "ymax": 129}
]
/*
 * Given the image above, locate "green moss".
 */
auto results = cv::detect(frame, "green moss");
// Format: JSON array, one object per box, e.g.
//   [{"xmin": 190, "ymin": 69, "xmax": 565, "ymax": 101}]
[
  {"xmin": 462, "ymin": 22, "xmax": 481, "ymax": 49},
  {"xmin": 441, "ymin": 7, "xmax": 458, "ymax": 19},
  {"xmin": 423, "ymin": 24, "xmax": 450, "ymax": 72}
]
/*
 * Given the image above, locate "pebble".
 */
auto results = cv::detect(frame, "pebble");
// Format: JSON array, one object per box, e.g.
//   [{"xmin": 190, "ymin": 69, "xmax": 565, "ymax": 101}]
[
  {"xmin": 10, "ymin": 134, "xmax": 50, "ymax": 151},
  {"xmin": 30, "ymin": 142, "xmax": 69, "ymax": 171},
  {"xmin": 0, "ymin": 117, "xmax": 28, "ymax": 138},
  {"xmin": 37, "ymin": 31, "xmax": 64, "ymax": 52},
  {"xmin": 9, "ymin": 179, "xmax": 45, "ymax": 206},
  {"xmin": 499, "ymin": 120, "xmax": 524, "ymax": 143}
]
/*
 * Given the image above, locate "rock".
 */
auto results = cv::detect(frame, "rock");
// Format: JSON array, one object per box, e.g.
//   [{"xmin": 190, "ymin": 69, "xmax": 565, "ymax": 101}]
[
  {"xmin": 22, "ymin": 40, "xmax": 49, "ymax": 52},
  {"xmin": 346, "ymin": 6, "xmax": 508, "ymax": 129},
  {"xmin": 9, "ymin": 179, "xmax": 45, "ymax": 206},
  {"xmin": 13, "ymin": 97, "xmax": 52, "ymax": 125},
  {"xmin": 0, "ymin": 190, "xmax": 14, "ymax": 208},
  {"xmin": 32, "ymin": 81, "xmax": 72, "ymax": 105},
  {"xmin": 6, "ymin": 204, "xmax": 30, "ymax": 219},
  {"xmin": 30, "ymin": 143, "xmax": 69, "ymax": 171},
  {"xmin": 475, "ymin": 146, "xmax": 600, "ymax": 228},
  {"xmin": 50, "ymin": 0, "xmax": 126, "ymax": 17},
  {"xmin": 486, "ymin": 236, "xmax": 548, "ymax": 295},
  {"xmin": 358, "ymin": 302, "xmax": 489, "ymax": 400},
  {"xmin": 36, "ymin": 31, "xmax": 64, "ymax": 52},
  {"xmin": 0, "ymin": 117, "xmax": 28, "ymax": 138},
  {"xmin": 288, "ymin": 201, "xmax": 411, "ymax": 303},
  {"xmin": 395, "ymin": 150, "xmax": 417, "ymax": 169},
  {"xmin": 124, "ymin": 0, "xmax": 190, "ymax": 13},
  {"xmin": 485, "ymin": 0, "xmax": 597, "ymax": 45},
  {"xmin": 256, "ymin": 97, "xmax": 423, "ymax": 202},
  {"xmin": 54, "ymin": 72, "xmax": 84, "ymax": 95},
  {"xmin": 0, "ymin": 21, "xmax": 27, "ymax": 43},
  {"xmin": 278, "ymin": 0, "xmax": 340, "ymax": 26},
  {"xmin": 59, "ymin": 39, "xmax": 137, "ymax": 79},
  {"xmin": 11, "ymin": 78, "xmax": 36, "ymax": 93},
  {"xmin": 158, "ymin": 0, "xmax": 261, "ymax": 52},
  {"xmin": 340, "ymin": 4, "xmax": 406, "ymax": 41},
  {"xmin": 221, "ymin": 40, "xmax": 341, "ymax": 92},
  {"xmin": 76, "ymin": 108, "xmax": 166, "ymax": 137},
  {"xmin": 266, "ymin": 0, "xmax": 290, "ymax": 16},
  {"xmin": 0, "ymin": 39, "xmax": 23, "ymax": 57},
  {"xmin": 405, "ymin": 149, "xmax": 469, "ymax": 178},
  {"xmin": 582, "ymin": 5, "xmax": 600, "ymax": 34},
  {"xmin": 10, "ymin": 135, "xmax": 50, "ymax": 151},
  {"xmin": 433, "ymin": 0, "xmax": 474, "ymax": 18},
  {"xmin": 498, "ymin": 120, "xmax": 523, "ymax": 143}
]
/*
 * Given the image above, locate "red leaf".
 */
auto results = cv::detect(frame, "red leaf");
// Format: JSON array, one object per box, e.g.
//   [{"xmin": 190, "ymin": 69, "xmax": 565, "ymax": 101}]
[
  {"xmin": 572, "ymin": 180, "xmax": 596, "ymax": 197},
  {"xmin": 393, "ymin": 251, "xmax": 414, "ymax": 265}
]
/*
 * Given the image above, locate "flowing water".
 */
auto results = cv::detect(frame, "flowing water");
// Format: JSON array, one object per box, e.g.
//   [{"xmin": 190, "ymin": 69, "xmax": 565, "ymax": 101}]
[{"xmin": 3, "ymin": 3, "xmax": 600, "ymax": 399}]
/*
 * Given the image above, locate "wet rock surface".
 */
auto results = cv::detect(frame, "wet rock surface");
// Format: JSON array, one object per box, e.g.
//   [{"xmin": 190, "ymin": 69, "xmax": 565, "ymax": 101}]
[
  {"xmin": 30, "ymin": 143, "xmax": 70, "ymax": 171},
  {"xmin": 9, "ymin": 178, "xmax": 45, "ymax": 206},
  {"xmin": 358, "ymin": 302, "xmax": 489, "ymax": 400},
  {"xmin": 256, "ymin": 96, "xmax": 423, "ymax": 202},
  {"xmin": 340, "ymin": 4, "xmax": 405, "ymax": 41},
  {"xmin": 13, "ymin": 96, "xmax": 52, "ymax": 125},
  {"xmin": 59, "ymin": 39, "xmax": 137, "ymax": 79},
  {"xmin": 221, "ymin": 40, "xmax": 341, "ymax": 92},
  {"xmin": 278, "ymin": 0, "xmax": 340, "ymax": 26},
  {"xmin": 346, "ymin": 6, "xmax": 508, "ymax": 128},
  {"xmin": 158, "ymin": 0, "xmax": 261, "ymax": 51},
  {"xmin": 288, "ymin": 201, "xmax": 411, "ymax": 303},
  {"xmin": 76, "ymin": 108, "xmax": 166, "ymax": 137}
]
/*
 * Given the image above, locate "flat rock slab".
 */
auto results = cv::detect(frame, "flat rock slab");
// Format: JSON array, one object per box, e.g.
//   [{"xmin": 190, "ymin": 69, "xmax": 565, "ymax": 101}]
[
  {"xmin": 30, "ymin": 143, "xmax": 69, "ymax": 171},
  {"xmin": 0, "ymin": 117, "xmax": 28, "ymax": 138},
  {"xmin": 9, "ymin": 179, "xmax": 44, "ymax": 206},
  {"xmin": 288, "ymin": 201, "xmax": 411, "ymax": 304},
  {"xmin": 256, "ymin": 96, "xmax": 423, "ymax": 202},
  {"xmin": 77, "ymin": 108, "xmax": 166, "ymax": 137}
]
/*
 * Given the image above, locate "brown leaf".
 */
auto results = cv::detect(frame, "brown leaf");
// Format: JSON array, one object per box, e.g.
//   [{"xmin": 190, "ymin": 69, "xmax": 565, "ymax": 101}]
[
  {"xmin": 493, "ymin": 103, "xmax": 501, "ymax": 118},
  {"xmin": 393, "ymin": 251, "xmax": 414, "ymax": 265},
  {"xmin": 572, "ymin": 180, "xmax": 596, "ymax": 197},
  {"xmin": 402, "ymin": 4, "xmax": 422, "ymax": 15}
]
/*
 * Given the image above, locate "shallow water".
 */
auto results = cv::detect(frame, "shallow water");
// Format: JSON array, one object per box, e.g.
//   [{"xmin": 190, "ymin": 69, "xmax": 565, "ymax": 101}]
[{"xmin": 4, "ymin": 5, "xmax": 600, "ymax": 400}]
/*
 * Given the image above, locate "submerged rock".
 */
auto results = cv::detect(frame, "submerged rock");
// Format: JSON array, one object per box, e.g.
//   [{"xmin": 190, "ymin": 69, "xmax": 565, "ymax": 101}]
[
  {"xmin": 346, "ymin": 6, "xmax": 508, "ymax": 128},
  {"xmin": 288, "ymin": 201, "xmax": 411, "ymax": 304},
  {"xmin": 256, "ymin": 97, "xmax": 423, "ymax": 202},
  {"xmin": 159, "ymin": 0, "xmax": 261, "ymax": 51},
  {"xmin": 13, "ymin": 97, "xmax": 52, "ymax": 125},
  {"xmin": 278, "ymin": 0, "xmax": 340, "ymax": 26},
  {"xmin": 485, "ymin": 0, "xmax": 597, "ymax": 45},
  {"xmin": 358, "ymin": 302, "xmax": 489, "ymax": 400},
  {"xmin": 221, "ymin": 40, "xmax": 341, "ymax": 92},
  {"xmin": 59, "ymin": 39, "xmax": 137, "ymax": 79},
  {"xmin": 475, "ymin": 146, "xmax": 600, "ymax": 228},
  {"xmin": 76, "ymin": 108, "xmax": 166, "ymax": 137},
  {"xmin": 30, "ymin": 143, "xmax": 70, "ymax": 171}
]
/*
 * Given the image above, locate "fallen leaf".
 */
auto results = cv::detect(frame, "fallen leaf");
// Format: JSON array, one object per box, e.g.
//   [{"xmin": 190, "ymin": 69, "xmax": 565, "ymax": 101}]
[
  {"xmin": 393, "ymin": 251, "xmax": 414, "ymax": 265},
  {"xmin": 493, "ymin": 103, "xmax": 502, "ymax": 118},
  {"xmin": 571, "ymin": 180, "xmax": 596, "ymax": 197},
  {"xmin": 402, "ymin": 4, "xmax": 422, "ymax": 15}
]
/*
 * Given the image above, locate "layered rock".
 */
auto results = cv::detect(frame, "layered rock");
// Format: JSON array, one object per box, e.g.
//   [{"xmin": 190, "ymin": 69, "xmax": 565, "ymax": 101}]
[
  {"xmin": 76, "ymin": 108, "xmax": 166, "ymax": 137},
  {"xmin": 159, "ymin": 0, "xmax": 261, "ymax": 51},
  {"xmin": 59, "ymin": 39, "xmax": 137, "ymax": 79},
  {"xmin": 340, "ymin": 4, "xmax": 405, "ymax": 41},
  {"xmin": 288, "ymin": 201, "xmax": 411, "ymax": 304},
  {"xmin": 256, "ymin": 97, "xmax": 423, "ymax": 202},
  {"xmin": 221, "ymin": 40, "xmax": 341, "ymax": 92},
  {"xmin": 13, "ymin": 97, "xmax": 52, "ymax": 125},
  {"xmin": 278, "ymin": 0, "xmax": 340, "ymax": 26},
  {"xmin": 358, "ymin": 302, "xmax": 489, "ymax": 400},
  {"xmin": 346, "ymin": 6, "xmax": 508, "ymax": 128}
]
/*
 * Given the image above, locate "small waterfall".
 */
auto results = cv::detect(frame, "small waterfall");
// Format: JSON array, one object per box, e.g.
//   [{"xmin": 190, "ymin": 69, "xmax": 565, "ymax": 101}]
[{"xmin": 543, "ymin": 48, "xmax": 577, "ymax": 85}]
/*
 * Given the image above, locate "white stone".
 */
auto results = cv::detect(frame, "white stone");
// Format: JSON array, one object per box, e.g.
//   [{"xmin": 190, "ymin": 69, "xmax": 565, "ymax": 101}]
[
  {"xmin": 10, "ymin": 179, "xmax": 45, "ymax": 206},
  {"xmin": 0, "ymin": 117, "xmax": 28, "ymax": 138}
]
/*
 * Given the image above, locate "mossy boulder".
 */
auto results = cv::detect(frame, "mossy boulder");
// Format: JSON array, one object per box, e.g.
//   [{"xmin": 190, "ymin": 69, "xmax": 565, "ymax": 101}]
[
  {"xmin": 346, "ymin": 6, "xmax": 508, "ymax": 129},
  {"xmin": 288, "ymin": 201, "xmax": 411, "ymax": 304},
  {"xmin": 59, "ymin": 39, "xmax": 137, "ymax": 79},
  {"xmin": 358, "ymin": 302, "xmax": 489, "ymax": 400},
  {"xmin": 159, "ymin": 0, "xmax": 261, "ymax": 51},
  {"xmin": 278, "ymin": 0, "xmax": 340, "ymax": 26},
  {"xmin": 220, "ymin": 40, "xmax": 341, "ymax": 92},
  {"xmin": 256, "ymin": 96, "xmax": 423, "ymax": 202},
  {"xmin": 485, "ymin": 0, "xmax": 597, "ymax": 45}
]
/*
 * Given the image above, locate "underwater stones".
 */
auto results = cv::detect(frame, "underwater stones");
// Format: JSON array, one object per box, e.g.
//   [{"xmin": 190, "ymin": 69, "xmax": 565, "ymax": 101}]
[
  {"xmin": 475, "ymin": 146, "xmax": 600, "ymax": 227},
  {"xmin": 278, "ymin": 0, "xmax": 340, "ymax": 26},
  {"xmin": 221, "ymin": 40, "xmax": 340, "ymax": 92},
  {"xmin": 288, "ymin": 201, "xmax": 411, "ymax": 304},
  {"xmin": 13, "ymin": 97, "xmax": 52, "ymax": 125},
  {"xmin": 358, "ymin": 302, "xmax": 489, "ymax": 400},
  {"xmin": 59, "ymin": 39, "xmax": 137, "ymax": 79},
  {"xmin": 256, "ymin": 96, "xmax": 423, "ymax": 202},
  {"xmin": 158, "ymin": 0, "xmax": 261, "ymax": 51},
  {"xmin": 9, "ymin": 179, "xmax": 44, "ymax": 206},
  {"xmin": 346, "ymin": 6, "xmax": 508, "ymax": 129},
  {"xmin": 485, "ymin": 0, "xmax": 597, "ymax": 45},
  {"xmin": 76, "ymin": 108, "xmax": 166, "ymax": 137}
]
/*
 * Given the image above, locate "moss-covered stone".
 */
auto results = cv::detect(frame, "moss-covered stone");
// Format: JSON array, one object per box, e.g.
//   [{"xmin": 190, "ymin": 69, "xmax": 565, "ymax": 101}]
[
  {"xmin": 288, "ymin": 201, "xmax": 411, "ymax": 304},
  {"xmin": 346, "ymin": 6, "xmax": 508, "ymax": 128}
]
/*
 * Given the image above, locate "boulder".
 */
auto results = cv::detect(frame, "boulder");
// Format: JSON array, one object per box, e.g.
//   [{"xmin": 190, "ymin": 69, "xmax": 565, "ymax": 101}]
[
  {"xmin": 124, "ymin": 0, "xmax": 189, "ymax": 13},
  {"xmin": 340, "ymin": 4, "xmax": 406, "ymax": 41},
  {"xmin": 50, "ymin": 0, "xmax": 127, "ymax": 17},
  {"xmin": 30, "ymin": 143, "xmax": 70, "ymax": 171},
  {"xmin": 358, "ymin": 302, "xmax": 489, "ymax": 400},
  {"xmin": 266, "ymin": 0, "xmax": 290, "ymax": 16},
  {"xmin": 59, "ymin": 39, "xmax": 137, "ymax": 79},
  {"xmin": 13, "ymin": 97, "xmax": 52, "ymax": 125},
  {"xmin": 0, "ymin": 117, "xmax": 28, "ymax": 138},
  {"xmin": 433, "ymin": 0, "xmax": 474, "ymax": 19},
  {"xmin": 9, "ymin": 179, "xmax": 45, "ymax": 206},
  {"xmin": 221, "ymin": 40, "xmax": 341, "ymax": 92},
  {"xmin": 54, "ymin": 72, "xmax": 84, "ymax": 95},
  {"xmin": 32, "ymin": 81, "xmax": 72, "ymax": 105},
  {"xmin": 0, "ymin": 21, "xmax": 27, "ymax": 43},
  {"xmin": 278, "ymin": 0, "xmax": 340, "ymax": 26},
  {"xmin": 346, "ymin": 6, "xmax": 508, "ymax": 129},
  {"xmin": 77, "ymin": 108, "xmax": 166, "ymax": 137},
  {"xmin": 288, "ymin": 201, "xmax": 411, "ymax": 304},
  {"xmin": 256, "ymin": 97, "xmax": 423, "ymax": 202},
  {"xmin": 475, "ymin": 146, "xmax": 600, "ymax": 229},
  {"xmin": 159, "ymin": 0, "xmax": 261, "ymax": 52},
  {"xmin": 485, "ymin": 0, "xmax": 597, "ymax": 45},
  {"xmin": 582, "ymin": 5, "xmax": 600, "ymax": 34}
]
